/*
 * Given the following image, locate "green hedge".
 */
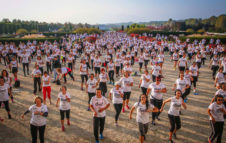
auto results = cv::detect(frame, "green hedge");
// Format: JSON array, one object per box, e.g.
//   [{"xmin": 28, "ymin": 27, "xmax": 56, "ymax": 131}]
[
  {"xmin": 179, "ymin": 36, "xmax": 226, "ymax": 44},
  {"xmin": 0, "ymin": 37, "xmax": 61, "ymax": 45}
]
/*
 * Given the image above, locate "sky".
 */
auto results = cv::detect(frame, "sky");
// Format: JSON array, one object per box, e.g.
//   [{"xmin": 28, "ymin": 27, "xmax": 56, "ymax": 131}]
[{"xmin": 0, "ymin": 0, "xmax": 225, "ymax": 24}]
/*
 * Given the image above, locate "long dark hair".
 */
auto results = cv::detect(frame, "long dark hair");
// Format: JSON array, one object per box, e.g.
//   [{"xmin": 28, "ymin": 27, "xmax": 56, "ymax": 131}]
[
  {"xmin": 1, "ymin": 70, "xmax": 9, "ymax": 78},
  {"xmin": 138, "ymin": 94, "xmax": 149, "ymax": 111}
]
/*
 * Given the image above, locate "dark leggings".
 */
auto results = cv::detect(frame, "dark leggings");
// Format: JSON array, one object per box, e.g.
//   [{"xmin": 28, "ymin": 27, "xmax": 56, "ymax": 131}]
[
  {"xmin": 211, "ymin": 65, "xmax": 219, "ymax": 79},
  {"xmin": 182, "ymin": 87, "xmax": 191, "ymax": 100},
  {"xmin": 0, "ymin": 101, "xmax": 10, "ymax": 112},
  {"xmin": 63, "ymin": 72, "xmax": 74, "ymax": 82},
  {"xmin": 151, "ymin": 98, "xmax": 163, "ymax": 121},
  {"xmin": 141, "ymin": 87, "xmax": 147, "ymax": 95},
  {"xmin": 168, "ymin": 114, "xmax": 181, "ymax": 132},
  {"xmin": 191, "ymin": 76, "xmax": 198, "ymax": 88},
  {"xmin": 88, "ymin": 93, "xmax": 95, "ymax": 104},
  {"xmin": 68, "ymin": 63, "xmax": 73, "ymax": 71},
  {"xmin": 113, "ymin": 104, "xmax": 123, "ymax": 122},
  {"xmin": 60, "ymin": 110, "xmax": 70, "ymax": 120},
  {"xmin": 30, "ymin": 124, "xmax": 46, "ymax": 143},
  {"xmin": 46, "ymin": 62, "xmax": 52, "ymax": 74},
  {"xmin": 108, "ymin": 71, "xmax": 114, "ymax": 83},
  {"xmin": 209, "ymin": 121, "xmax": 224, "ymax": 143},
  {"xmin": 34, "ymin": 77, "xmax": 41, "ymax": 94},
  {"xmin": 23, "ymin": 63, "xmax": 29, "ymax": 75},
  {"xmin": 116, "ymin": 66, "xmax": 120, "ymax": 75},
  {"xmin": 93, "ymin": 117, "xmax": 105, "ymax": 142}
]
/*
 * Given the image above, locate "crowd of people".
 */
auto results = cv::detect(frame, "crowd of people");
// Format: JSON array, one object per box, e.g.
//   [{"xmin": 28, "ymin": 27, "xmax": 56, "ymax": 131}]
[{"xmin": 0, "ymin": 32, "xmax": 225, "ymax": 143}]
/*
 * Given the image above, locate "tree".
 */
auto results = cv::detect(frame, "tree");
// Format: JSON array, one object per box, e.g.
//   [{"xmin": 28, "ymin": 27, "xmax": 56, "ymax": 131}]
[
  {"xmin": 215, "ymin": 15, "xmax": 226, "ymax": 32},
  {"xmin": 186, "ymin": 28, "xmax": 194, "ymax": 33}
]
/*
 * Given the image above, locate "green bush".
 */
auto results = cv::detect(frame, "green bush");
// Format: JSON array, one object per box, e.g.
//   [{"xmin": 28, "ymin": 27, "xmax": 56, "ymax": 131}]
[
  {"xmin": 180, "ymin": 36, "xmax": 226, "ymax": 44},
  {"xmin": 30, "ymin": 29, "xmax": 38, "ymax": 33},
  {"xmin": 186, "ymin": 28, "xmax": 195, "ymax": 33},
  {"xmin": 0, "ymin": 37, "xmax": 61, "ymax": 46},
  {"xmin": 74, "ymin": 28, "xmax": 101, "ymax": 34},
  {"xmin": 16, "ymin": 28, "xmax": 28, "ymax": 35},
  {"xmin": 127, "ymin": 28, "xmax": 151, "ymax": 35},
  {"xmin": 197, "ymin": 29, "xmax": 205, "ymax": 33}
]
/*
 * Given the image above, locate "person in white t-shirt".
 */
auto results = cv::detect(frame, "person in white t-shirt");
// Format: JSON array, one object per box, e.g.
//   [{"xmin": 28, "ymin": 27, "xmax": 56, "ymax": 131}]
[
  {"xmin": 109, "ymin": 81, "xmax": 124, "ymax": 126},
  {"xmin": 119, "ymin": 71, "xmax": 133, "ymax": 112},
  {"xmin": 98, "ymin": 68, "xmax": 109, "ymax": 96},
  {"xmin": 189, "ymin": 62, "xmax": 199, "ymax": 93},
  {"xmin": 80, "ymin": 59, "xmax": 88, "ymax": 90},
  {"xmin": 139, "ymin": 69, "xmax": 151, "ymax": 95},
  {"xmin": 160, "ymin": 90, "xmax": 186, "ymax": 143},
  {"xmin": 90, "ymin": 88, "xmax": 110, "ymax": 143},
  {"xmin": 56, "ymin": 86, "xmax": 71, "ymax": 131},
  {"xmin": 57, "ymin": 67, "xmax": 75, "ymax": 83},
  {"xmin": 21, "ymin": 96, "xmax": 48, "ymax": 143},
  {"xmin": 129, "ymin": 94, "xmax": 158, "ymax": 143},
  {"xmin": 32, "ymin": 65, "xmax": 42, "ymax": 94},
  {"xmin": 86, "ymin": 73, "xmax": 98, "ymax": 111},
  {"xmin": 20, "ymin": 50, "xmax": 31, "ymax": 76},
  {"xmin": 178, "ymin": 53, "xmax": 187, "ymax": 72},
  {"xmin": 215, "ymin": 67, "xmax": 225, "ymax": 89},
  {"xmin": 208, "ymin": 94, "xmax": 226, "ymax": 143},
  {"xmin": 107, "ymin": 59, "xmax": 115, "ymax": 85},
  {"xmin": 0, "ymin": 76, "xmax": 12, "ymax": 119},
  {"xmin": 42, "ymin": 71, "xmax": 51, "ymax": 104},
  {"xmin": 146, "ymin": 76, "xmax": 167, "ymax": 125}
]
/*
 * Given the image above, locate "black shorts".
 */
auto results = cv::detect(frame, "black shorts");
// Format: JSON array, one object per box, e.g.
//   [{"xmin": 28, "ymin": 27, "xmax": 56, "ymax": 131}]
[
  {"xmin": 99, "ymin": 82, "xmax": 107, "ymax": 95},
  {"xmin": 60, "ymin": 110, "xmax": 70, "ymax": 120},
  {"xmin": 123, "ymin": 92, "xmax": 131, "ymax": 100},
  {"xmin": 81, "ymin": 75, "xmax": 88, "ymax": 83},
  {"xmin": 179, "ymin": 66, "xmax": 185, "ymax": 72},
  {"xmin": 12, "ymin": 67, "xmax": 18, "ymax": 73},
  {"xmin": 95, "ymin": 67, "xmax": 100, "ymax": 74},
  {"xmin": 139, "ymin": 63, "xmax": 143, "ymax": 68}
]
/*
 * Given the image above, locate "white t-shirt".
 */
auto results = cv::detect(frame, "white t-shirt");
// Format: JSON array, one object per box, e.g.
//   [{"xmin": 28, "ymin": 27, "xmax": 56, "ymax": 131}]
[
  {"xmin": 179, "ymin": 57, "xmax": 187, "ymax": 67},
  {"xmin": 215, "ymin": 89, "xmax": 226, "ymax": 99},
  {"xmin": 134, "ymin": 102, "xmax": 154, "ymax": 124},
  {"xmin": 61, "ymin": 67, "xmax": 68, "ymax": 74},
  {"xmin": 110, "ymin": 87, "xmax": 123, "ymax": 104},
  {"xmin": 141, "ymin": 74, "xmax": 151, "ymax": 88},
  {"xmin": 107, "ymin": 63, "xmax": 115, "ymax": 71},
  {"xmin": 208, "ymin": 102, "xmax": 225, "ymax": 122},
  {"xmin": 148, "ymin": 83, "xmax": 166, "ymax": 100},
  {"xmin": 42, "ymin": 75, "xmax": 50, "ymax": 87},
  {"xmin": 80, "ymin": 64, "xmax": 87, "ymax": 75},
  {"xmin": 94, "ymin": 58, "xmax": 101, "ymax": 68},
  {"xmin": 58, "ymin": 92, "xmax": 71, "ymax": 110},
  {"xmin": 87, "ymin": 79, "xmax": 97, "ymax": 93},
  {"xmin": 119, "ymin": 76, "xmax": 133, "ymax": 92},
  {"xmin": 99, "ymin": 73, "xmax": 108, "ymax": 82},
  {"xmin": 32, "ymin": 69, "xmax": 42, "ymax": 76},
  {"xmin": 90, "ymin": 96, "xmax": 109, "ymax": 117},
  {"xmin": 29, "ymin": 104, "xmax": 48, "ymax": 126},
  {"xmin": 21, "ymin": 54, "xmax": 30, "ymax": 63},
  {"xmin": 189, "ymin": 66, "xmax": 198, "ymax": 76},
  {"xmin": 175, "ymin": 78, "xmax": 187, "ymax": 93},
  {"xmin": 168, "ymin": 96, "xmax": 183, "ymax": 116},
  {"xmin": 152, "ymin": 65, "xmax": 161, "ymax": 76},
  {"xmin": 216, "ymin": 72, "xmax": 225, "ymax": 84},
  {"xmin": 0, "ymin": 83, "xmax": 10, "ymax": 101}
]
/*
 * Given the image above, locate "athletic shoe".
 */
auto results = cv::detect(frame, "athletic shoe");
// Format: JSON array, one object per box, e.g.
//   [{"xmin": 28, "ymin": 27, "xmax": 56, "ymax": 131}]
[
  {"xmin": 108, "ymin": 81, "xmax": 111, "ymax": 84},
  {"xmin": 168, "ymin": 140, "xmax": 174, "ymax": 143},
  {"xmin": 173, "ymin": 133, "xmax": 177, "ymax": 139},
  {"xmin": 126, "ymin": 105, "xmax": 130, "ymax": 109},
  {"xmin": 122, "ymin": 108, "xmax": 125, "ymax": 113},
  {"xmin": 87, "ymin": 107, "xmax": 91, "ymax": 111},
  {"xmin": 62, "ymin": 126, "xmax": 65, "ymax": 131},
  {"xmin": 96, "ymin": 141, "xmax": 100, "ymax": 143},
  {"xmin": 152, "ymin": 120, "xmax": 156, "ymax": 126},
  {"xmin": 114, "ymin": 122, "xmax": 118, "ymax": 126},
  {"xmin": 67, "ymin": 120, "xmax": 70, "ymax": 126},
  {"xmin": 99, "ymin": 134, "xmax": 104, "ymax": 139},
  {"xmin": 184, "ymin": 98, "xmax": 188, "ymax": 103}
]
